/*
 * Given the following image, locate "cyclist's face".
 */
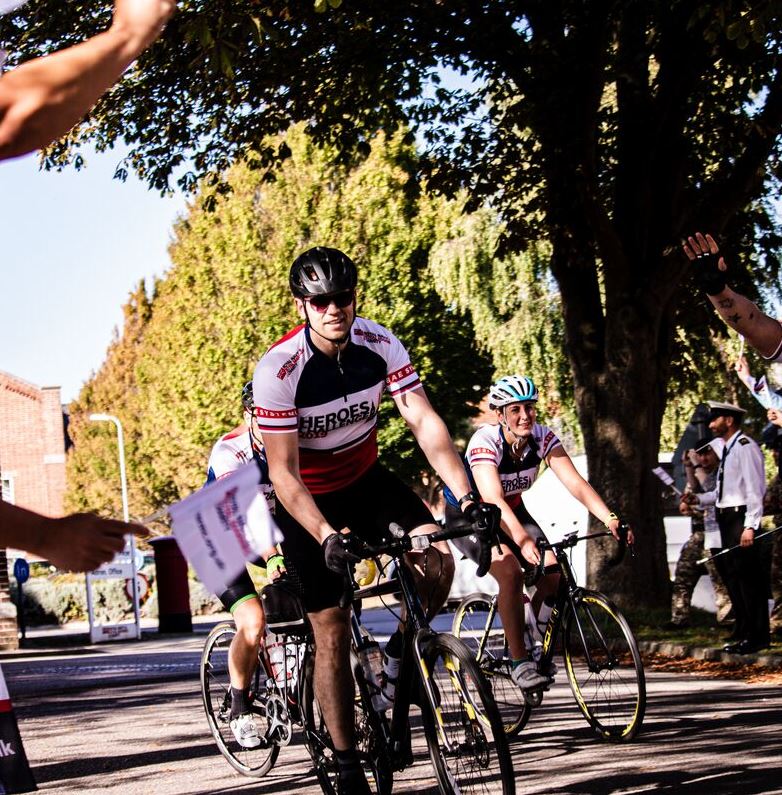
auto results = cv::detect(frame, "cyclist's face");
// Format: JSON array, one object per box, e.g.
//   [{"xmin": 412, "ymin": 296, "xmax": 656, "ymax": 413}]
[
  {"xmin": 295, "ymin": 291, "xmax": 355, "ymax": 341},
  {"xmin": 501, "ymin": 401, "xmax": 537, "ymax": 433}
]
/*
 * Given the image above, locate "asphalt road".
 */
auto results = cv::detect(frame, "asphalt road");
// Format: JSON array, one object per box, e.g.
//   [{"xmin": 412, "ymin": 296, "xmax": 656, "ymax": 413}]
[{"xmin": 2, "ymin": 613, "xmax": 782, "ymax": 795}]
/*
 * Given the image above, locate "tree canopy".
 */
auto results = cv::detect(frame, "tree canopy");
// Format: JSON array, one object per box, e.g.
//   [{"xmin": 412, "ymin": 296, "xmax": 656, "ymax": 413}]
[
  {"xmin": 65, "ymin": 127, "xmax": 493, "ymax": 517},
  {"xmin": 15, "ymin": 0, "xmax": 782, "ymax": 606}
]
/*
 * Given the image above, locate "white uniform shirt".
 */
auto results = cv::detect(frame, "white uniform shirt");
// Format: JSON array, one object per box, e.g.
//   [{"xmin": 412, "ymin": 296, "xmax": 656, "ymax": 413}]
[
  {"xmin": 697, "ymin": 430, "xmax": 766, "ymax": 530},
  {"xmin": 763, "ymin": 331, "xmax": 782, "ymax": 364}
]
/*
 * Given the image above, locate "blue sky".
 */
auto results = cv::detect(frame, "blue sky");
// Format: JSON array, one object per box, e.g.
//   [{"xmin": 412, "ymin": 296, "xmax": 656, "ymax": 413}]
[{"xmin": 0, "ymin": 145, "xmax": 187, "ymax": 403}]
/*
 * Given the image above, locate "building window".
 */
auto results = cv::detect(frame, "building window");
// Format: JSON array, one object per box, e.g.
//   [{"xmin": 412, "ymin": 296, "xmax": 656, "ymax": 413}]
[{"xmin": 0, "ymin": 476, "xmax": 13, "ymax": 504}]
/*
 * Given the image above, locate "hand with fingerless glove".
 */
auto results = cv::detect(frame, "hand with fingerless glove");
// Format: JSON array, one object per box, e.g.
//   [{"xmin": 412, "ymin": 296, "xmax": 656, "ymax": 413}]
[
  {"xmin": 322, "ymin": 532, "xmax": 361, "ymax": 575},
  {"xmin": 462, "ymin": 499, "xmax": 501, "ymax": 577},
  {"xmin": 682, "ymin": 233, "xmax": 728, "ymax": 295}
]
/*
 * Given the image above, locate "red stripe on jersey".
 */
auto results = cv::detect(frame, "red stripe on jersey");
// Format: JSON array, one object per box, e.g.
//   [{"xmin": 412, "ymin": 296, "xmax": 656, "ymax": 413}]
[
  {"xmin": 255, "ymin": 407, "xmax": 298, "ymax": 419},
  {"xmin": 299, "ymin": 429, "xmax": 378, "ymax": 493},
  {"xmin": 267, "ymin": 323, "xmax": 306, "ymax": 352},
  {"xmin": 470, "ymin": 447, "xmax": 495, "ymax": 458},
  {"xmin": 223, "ymin": 425, "xmax": 247, "ymax": 440},
  {"xmin": 387, "ymin": 363, "xmax": 416, "ymax": 384},
  {"xmin": 394, "ymin": 378, "xmax": 422, "ymax": 395}
]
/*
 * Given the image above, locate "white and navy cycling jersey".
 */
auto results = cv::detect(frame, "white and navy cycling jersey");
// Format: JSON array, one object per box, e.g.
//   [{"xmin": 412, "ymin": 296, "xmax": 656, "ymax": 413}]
[
  {"xmin": 205, "ymin": 425, "xmax": 275, "ymax": 511},
  {"xmin": 444, "ymin": 422, "xmax": 562, "ymax": 510},
  {"xmin": 253, "ymin": 317, "xmax": 421, "ymax": 493}
]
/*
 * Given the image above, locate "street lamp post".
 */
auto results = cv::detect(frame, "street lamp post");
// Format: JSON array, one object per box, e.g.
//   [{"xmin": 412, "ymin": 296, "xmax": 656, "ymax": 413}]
[{"xmin": 88, "ymin": 413, "xmax": 141, "ymax": 640}]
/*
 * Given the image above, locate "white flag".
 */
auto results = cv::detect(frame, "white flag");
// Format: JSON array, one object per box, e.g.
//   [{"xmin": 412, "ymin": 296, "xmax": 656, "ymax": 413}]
[{"xmin": 169, "ymin": 461, "xmax": 282, "ymax": 595}]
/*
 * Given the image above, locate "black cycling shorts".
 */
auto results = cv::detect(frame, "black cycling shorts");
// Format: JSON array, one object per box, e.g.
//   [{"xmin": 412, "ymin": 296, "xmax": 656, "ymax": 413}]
[
  {"xmin": 276, "ymin": 461, "xmax": 435, "ymax": 611},
  {"xmin": 444, "ymin": 500, "xmax": 546, "ymax": 572}
]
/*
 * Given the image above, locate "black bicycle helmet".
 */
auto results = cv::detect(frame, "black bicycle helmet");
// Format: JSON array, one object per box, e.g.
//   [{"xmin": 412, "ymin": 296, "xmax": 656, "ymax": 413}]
[
  {"xmin": 241, "ymin": 381, "xmax": 254, "ymax": 412},
  {"xmin": 289, "ymin": 247, "xmax": 358, "ymax": 298}
]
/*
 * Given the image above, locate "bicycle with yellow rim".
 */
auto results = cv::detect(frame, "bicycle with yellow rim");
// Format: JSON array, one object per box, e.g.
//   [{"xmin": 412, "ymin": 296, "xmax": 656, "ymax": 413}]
[{"xmin": 453, "ymin": 526, "xmax": 646, "ymax": 742}]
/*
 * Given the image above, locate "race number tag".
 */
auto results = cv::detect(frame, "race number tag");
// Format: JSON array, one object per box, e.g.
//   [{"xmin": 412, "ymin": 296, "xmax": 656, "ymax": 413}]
[{"xmin": 169, "ymin": 460, "xmax": 282, "ymax": 595}]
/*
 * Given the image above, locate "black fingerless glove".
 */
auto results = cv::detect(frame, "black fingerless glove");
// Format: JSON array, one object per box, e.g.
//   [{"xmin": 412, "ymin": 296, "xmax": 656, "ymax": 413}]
[
  {"xmin": 462, "ymin": 501, "xmax": 501, "ymax": 577},
  {"xmin": 322, "ymin": 533, "xmax": 361, "ymax": 575},
  {"xmin": 692, "ymin": 250, "xmax": 727, "ymax": 295}
]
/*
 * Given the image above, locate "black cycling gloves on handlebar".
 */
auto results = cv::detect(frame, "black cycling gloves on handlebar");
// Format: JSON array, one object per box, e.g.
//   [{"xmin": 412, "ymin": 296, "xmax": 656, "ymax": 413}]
[
  {"xmin": 461, "ymin": 498, "xmax": 501, "ymax": 577},
  {"xmin": 322, "ymin": 532, "xmax": 362, "ymax": 575}
]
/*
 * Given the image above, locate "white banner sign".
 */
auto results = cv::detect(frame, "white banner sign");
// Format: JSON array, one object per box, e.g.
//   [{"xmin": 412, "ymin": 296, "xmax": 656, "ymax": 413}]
[{"xmin": 168, "ymin": 461, "xmax": 281, "ymax": 596}]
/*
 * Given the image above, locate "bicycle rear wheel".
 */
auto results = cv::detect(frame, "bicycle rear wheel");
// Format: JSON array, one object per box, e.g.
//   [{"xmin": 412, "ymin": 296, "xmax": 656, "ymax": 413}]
[
  {"xmin": 200, "ymin": 622, "xmax": 279, "ymax": 777},
  {"xmin": 301, "ymin": 650, "xmax": 392, "ymax": 795},
  {"xmin": 563, "ymin": 590, "xmax": 646, "ymax": 741},
  {"xmin": 452, "ymin": 593, "xmax": 530, "ymax": 737},
  {"xmin": 418, "ymin": 633, "xmax": 515, "ymax": 794}
]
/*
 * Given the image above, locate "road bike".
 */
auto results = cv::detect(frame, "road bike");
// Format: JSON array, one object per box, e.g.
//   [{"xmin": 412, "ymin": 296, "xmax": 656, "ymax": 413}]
[
  {"xmin": 201, "ymin": 517, "xmax": 516, "ymax": 793},
  {"xmin": 452, "ymin": 527, "xmax": 646, "ymax": 742},
  {"xmin": 200, "ymin": 583, "xmax": 390, "ymax": 792},
  {"xmin": 341, "ymin": 522, "xmax": 516, "ymax": 794}
]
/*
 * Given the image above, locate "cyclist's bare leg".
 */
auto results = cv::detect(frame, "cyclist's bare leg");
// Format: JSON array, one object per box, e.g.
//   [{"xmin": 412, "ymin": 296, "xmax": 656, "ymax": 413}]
[
  {"xmin": 529, "ymin": 553, "xmax": 560, "ymax": 623},
  {"xmin": 406, "ymin": 523, "xmax": 455, "ymax": 619},
  {"xmin": 229, "ymin": 596, "xmax": 265, "ymax": 689},
  {"xmin": 489, "ymin": 546, "xmax": 526, "ymax": 660},
  {"xmin": 308, "ymin": 605, "xmax": 355, "ymax": 751}
]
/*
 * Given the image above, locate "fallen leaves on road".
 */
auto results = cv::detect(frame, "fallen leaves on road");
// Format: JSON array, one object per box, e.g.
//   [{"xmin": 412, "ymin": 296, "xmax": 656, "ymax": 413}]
[{"xmin": 642, "ymin": 652, "xmax": 782, "ymax": 683}]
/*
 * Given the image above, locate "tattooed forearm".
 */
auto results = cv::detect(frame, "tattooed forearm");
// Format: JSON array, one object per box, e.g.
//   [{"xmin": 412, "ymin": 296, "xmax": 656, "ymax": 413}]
[{"xmin": 718, "ymin": 298, "xmax": 734, "ymax": 308}]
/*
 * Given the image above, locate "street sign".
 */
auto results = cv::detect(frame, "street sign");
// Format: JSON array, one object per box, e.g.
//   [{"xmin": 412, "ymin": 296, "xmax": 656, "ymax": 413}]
[
  {"xmin": 124, "ymin": 572, "xmax": 149, "ymax": 603},
  {"xmin": 12, "ymin": 558, "xmax": 29, "ymax": 585}
]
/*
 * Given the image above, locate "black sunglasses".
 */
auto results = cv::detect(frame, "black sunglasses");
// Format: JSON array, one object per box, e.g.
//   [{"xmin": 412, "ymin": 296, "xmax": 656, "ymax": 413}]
[{"xmin": 306, "ymin": 290, "xmax": 355, "ymax": 313}]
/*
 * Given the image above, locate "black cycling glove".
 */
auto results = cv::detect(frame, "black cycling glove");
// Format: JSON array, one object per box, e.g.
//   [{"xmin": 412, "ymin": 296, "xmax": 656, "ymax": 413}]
[
  {"xmin": 462, "ymin": 500, "xmax": 501, "ymax": 577},
  {"xmin": 692, "ymin": 250, "xmax": 727, "ymax": 295},
  {"xmin": 322, "ymin": 532, "xmax": 361, "ymax": 575}
]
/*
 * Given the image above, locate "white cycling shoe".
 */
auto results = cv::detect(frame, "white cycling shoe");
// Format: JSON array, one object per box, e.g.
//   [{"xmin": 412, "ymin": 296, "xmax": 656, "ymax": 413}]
[
  {"xmin": 230, "ymin": 712, "xmax": 262, "ymax": 748},
  {"xmin": 510, "ymin": 660, "xmax": 550, "ymax": 691}
]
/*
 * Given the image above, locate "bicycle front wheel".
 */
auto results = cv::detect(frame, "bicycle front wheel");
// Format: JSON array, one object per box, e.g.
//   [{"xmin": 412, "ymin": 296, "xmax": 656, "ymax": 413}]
[
  {"xmin": 452, "ymin": 593, "xmax": 530, "ymax": 737},
  {"xmin": 200, "ymin": 622, "xmax": 279, "ymax": 777},
  {"xmin": 563, "ymin": 590, "xmax": 646, "ymax": 741},
  {"xmin": 419, "ymin": 633, "xmax": 515, "ymax": 794}
]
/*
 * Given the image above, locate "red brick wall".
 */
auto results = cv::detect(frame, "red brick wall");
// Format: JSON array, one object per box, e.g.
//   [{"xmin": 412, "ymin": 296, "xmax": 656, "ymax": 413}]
[
  {"xmin": 0, "ymin": 371, "xmax": 66, "ymax": 651},
  {"xmin": 0, "ymin": 371, "xmax": 66, "ymax": 517}
]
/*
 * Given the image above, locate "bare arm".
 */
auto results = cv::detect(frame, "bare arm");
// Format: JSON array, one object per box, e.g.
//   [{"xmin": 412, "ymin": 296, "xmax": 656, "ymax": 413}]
[
  {"xmin": 0, "ymin": 501, "xmax": 144, "ymax": 571},
  {"xmin": 547, "ymin": 447, "xmax": 625, "ymax": 540},
  {"xmin": 0, "ymin": 0, "xmax": 174, "ymax": 160},
  {"xmin": 392, "ymin": 386, "xmax": 472, "ymax": 503},
  {"xmin": 263, "ymin": 432, "xmax": 336, "ymax": 544},
  {"xmin": 683, "ymin": 232, "xmax": 782, "ymax": 359}
]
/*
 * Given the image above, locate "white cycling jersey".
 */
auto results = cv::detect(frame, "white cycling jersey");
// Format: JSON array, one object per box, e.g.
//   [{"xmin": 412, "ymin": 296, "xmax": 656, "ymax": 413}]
[
  {"xmin": 206, "ymin": 425, "xmax": 275, "ymax": 511},
  {"xmin": 253, "ymin": 317, "xmax": 421, "ymax": 493},
  {"xmin": 465, "ymin": 422, "xmax": 563, "ymax": 510}
]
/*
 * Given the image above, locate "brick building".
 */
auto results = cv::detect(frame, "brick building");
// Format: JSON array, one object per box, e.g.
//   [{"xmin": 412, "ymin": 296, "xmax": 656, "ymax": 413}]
[{"xmin": 0, "ymin": 370, "xmax": 67, "ymax": 650}]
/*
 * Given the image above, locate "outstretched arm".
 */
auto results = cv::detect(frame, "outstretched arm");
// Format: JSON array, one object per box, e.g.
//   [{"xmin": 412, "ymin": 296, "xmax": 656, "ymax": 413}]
[
  {"xmin": 547, "ymin": 447, "xmax": 630, "ymax": 542},
  {"xmin": 0, "ymin": 501, "xmax": 145, "ymax": 571},
  {"xmin": 0, "ymin": 0, "xmax": 174, "ymax": 160},
  {"xmin": 683, "ymin": 232, "xmax": 782, "ymax": 361}
]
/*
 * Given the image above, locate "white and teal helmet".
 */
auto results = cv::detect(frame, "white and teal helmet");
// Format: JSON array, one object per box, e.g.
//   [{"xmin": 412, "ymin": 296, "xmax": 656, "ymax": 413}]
[{"xmin": 488, "ymin": 375, "xmax": 538, "ymax": 409}]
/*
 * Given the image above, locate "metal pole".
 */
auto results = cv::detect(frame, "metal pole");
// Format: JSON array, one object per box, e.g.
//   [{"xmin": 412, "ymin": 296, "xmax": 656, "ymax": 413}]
[{"xmin": 89, "ymin": 414, "xmax": 141, "ymax": 640}]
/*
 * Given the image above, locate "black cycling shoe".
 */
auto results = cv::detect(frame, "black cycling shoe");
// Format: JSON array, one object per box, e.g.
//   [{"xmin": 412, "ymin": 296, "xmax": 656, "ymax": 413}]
[{"xmin": 337, "ymin": 767, "xmax": 371, "ymax": 795}]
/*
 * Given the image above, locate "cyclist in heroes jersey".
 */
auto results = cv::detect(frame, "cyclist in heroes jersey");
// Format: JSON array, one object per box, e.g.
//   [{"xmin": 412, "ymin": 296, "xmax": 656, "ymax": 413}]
[
  {"xmin": 252, "ymin": 246, "xmax": 492, "ymax": 795},
  {"xmin": 205, "ymin": 381, "xmax": 284, "ymax": 749},
  {"xmin": 444, "ymin": 374, "xmax": 630, "ymax": 691}
]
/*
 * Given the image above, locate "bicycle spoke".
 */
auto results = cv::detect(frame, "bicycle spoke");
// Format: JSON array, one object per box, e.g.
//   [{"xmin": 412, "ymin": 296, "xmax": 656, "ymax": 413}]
[{"xmin": 564, "ymin": 593, "xmax": 646, "ymax": 741}]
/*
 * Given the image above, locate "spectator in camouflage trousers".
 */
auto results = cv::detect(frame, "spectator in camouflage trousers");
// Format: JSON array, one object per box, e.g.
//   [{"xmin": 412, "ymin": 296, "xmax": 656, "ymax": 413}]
[{"xmin": 670, "ymin": 438, "xmax": 732, "ymax": 628}]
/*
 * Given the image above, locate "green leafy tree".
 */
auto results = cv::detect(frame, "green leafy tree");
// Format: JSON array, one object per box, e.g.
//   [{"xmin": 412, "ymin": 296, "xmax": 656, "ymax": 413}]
[
  {"xmin": 13, "ymin": 1, "xmax": 782, "ymax": 606},
  {"xmin": 65, "ymin": 128, "xmax": 492, "ymax": 516}
]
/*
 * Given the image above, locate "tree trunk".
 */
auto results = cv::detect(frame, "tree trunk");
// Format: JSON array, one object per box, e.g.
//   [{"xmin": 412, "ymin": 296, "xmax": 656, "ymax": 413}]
[{"xmin": 569, "ymin": 299, "xmax": 673, "ymax": 610}]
